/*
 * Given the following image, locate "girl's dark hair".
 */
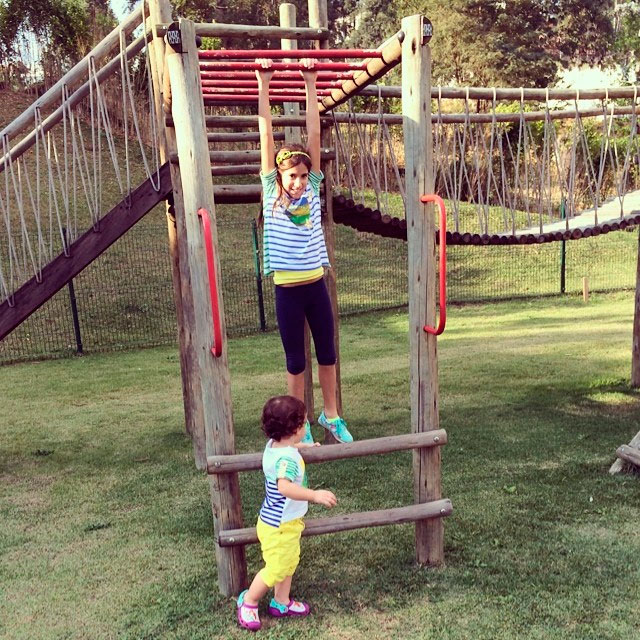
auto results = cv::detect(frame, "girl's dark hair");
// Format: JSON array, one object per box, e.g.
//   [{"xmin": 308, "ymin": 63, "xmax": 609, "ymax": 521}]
[
  {"xmin": 272, "ymin": 142, "xmax": 312, "ymax": 213},
  {"xmin": 261, "ymin": 395, "xmax": 306, "ymax": 441}
]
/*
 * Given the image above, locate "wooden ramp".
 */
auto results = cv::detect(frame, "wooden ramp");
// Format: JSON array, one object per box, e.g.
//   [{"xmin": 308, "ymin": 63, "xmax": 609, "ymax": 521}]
[
  {"xmin": 0, "ymin": 163, "xmax": 172, "ymax": 341},
  {"xmin": 517, "ymin": 189, "xmax": 640, "ymax": 236}
]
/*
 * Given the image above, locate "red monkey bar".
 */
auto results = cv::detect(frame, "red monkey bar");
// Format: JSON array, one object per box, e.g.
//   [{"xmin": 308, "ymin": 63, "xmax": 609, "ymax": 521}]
[
  {"xmin": 199, "ymin": 70, "xmax": 357, "ymax": 81},
  {"xmin": 199, "ymin": 61, "xmax": 368, "ymax": 72},
  {"xmin": 198, "ymin": 49, "xmax": 382, "ymax": 60},
  {"xmin": 197, "ymin": 208, "xmax": 223, "ymax": 357},
  {"xmin": 419, "ymin": 194, "xmax": 447, "ymax": 336}
]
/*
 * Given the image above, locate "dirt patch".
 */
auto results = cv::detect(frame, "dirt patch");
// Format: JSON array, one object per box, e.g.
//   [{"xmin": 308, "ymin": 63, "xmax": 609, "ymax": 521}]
[{"xmin": 0, "ymin": 89, "xmax": 34, "ymax": 128}]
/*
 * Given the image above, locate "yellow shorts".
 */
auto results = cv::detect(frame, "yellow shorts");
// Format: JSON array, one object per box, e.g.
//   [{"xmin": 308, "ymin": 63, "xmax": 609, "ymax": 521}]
[{"xmin": 256, "ymin": 517, "xmax": 305, "ymax": 587}]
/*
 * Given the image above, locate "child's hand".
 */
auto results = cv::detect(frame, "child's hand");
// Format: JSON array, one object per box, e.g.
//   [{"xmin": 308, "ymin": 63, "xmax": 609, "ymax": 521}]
[
  {"xmin": 312, "ymin": 489, "xmax": 337, "ymax": 508},
  {"xmin": 296, "ymin": 441, "xmax": 321, "ymax": 449},
  {"xmin": 255, "ymin": 58, "xmax": 274, "ymax": 83},
  {"xmin": 300, "ymin": 58, "xmax": 317, "ymax": 81}
]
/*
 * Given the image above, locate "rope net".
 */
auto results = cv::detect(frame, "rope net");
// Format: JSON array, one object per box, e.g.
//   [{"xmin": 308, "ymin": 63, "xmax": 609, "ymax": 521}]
[
  {"xmin": 330, "ymin": 90, "xmax": 640, "ymax": 241},
  {"xmin": 0, "ymin": 6, "xmax": 161, "ymax": 308}
]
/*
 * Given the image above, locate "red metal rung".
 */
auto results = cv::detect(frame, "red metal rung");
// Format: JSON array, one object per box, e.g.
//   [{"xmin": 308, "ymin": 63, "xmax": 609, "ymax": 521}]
[
  {"xmin": 201, "ymin": 80, "xmax": 343, "ymax": 89},
  {"xmin": 198, "ymin": 49, "xmax": 381, "ymax": 60},
  {"xmin": 202, "ymin": 87, "xmax": 334, "ymax": 96},
  {"xmin": 419, "ymin": 194, "xmax": 447, "ymax": 336},
  {"xmin": 199, "ymin": 70, "xmax": 357, "ymax": 81},
  {"xmin": 199, "ymin": 61, "xmax": 367, "ymax": 71},
  {"xmin": 203, "ymin": 95, "xmax": 308, "ymax": 103}
]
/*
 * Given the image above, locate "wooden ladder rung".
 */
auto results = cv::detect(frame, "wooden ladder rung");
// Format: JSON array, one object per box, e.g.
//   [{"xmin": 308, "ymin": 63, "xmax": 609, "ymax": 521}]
[
  {"xmin": 218, "ymin": 498, "xmax": 453, "ymax": 547},
  {"xmin": 207, "ymin": 429, "xmax": 447, "ymax": 474}
]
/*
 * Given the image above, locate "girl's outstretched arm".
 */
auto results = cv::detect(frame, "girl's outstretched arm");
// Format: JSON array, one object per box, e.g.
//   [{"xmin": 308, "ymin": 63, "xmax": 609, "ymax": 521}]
[
  {"xmin": 256, "ymin": 58, "xmax": 275, "ymax": 174},
  {"xmin": 301, "ymin": 58, "xmax": 321, "ymax": 172}
]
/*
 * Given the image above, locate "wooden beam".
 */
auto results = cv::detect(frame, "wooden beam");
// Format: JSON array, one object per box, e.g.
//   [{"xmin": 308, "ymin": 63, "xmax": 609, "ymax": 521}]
[
  {"xmin": 318, "ymin": 32, "xmax": 403, "ymax": 113},
  {"xmin": 207, "ymin": 131, "xmax": 285, "ymax": 143},
  {"xmin": 208, "ymin": 430, "xmax": 447, "ymax": 474},
  {"xmin": 167, "ymin": 18, "xmax": 246, "ymax": 596},
  {"xmin": 402, "ymin": 15, "xmax": 443, "ymax": 567},
  {"xmin": 186, "ymin": 22, "xmax": 329, "ymax": 40},
  {"xmin": 148, "ymin": 0, "xmax": 207, "ymax": 468},
  {"xmin": 168, "ymin": 114, "xmax": 333, "ymax": 129},
  {"xmin": 211, "ymin": 164, "xmax": 261, "ymax": 176},
  {"xmin": 170, "ymin": 148, "xmax": 335, "ymax": 164},
  {"xmin": 212, "ymin": 184, "xmax": 262, "ymax": 204},
  {"xmin": 616, "ymin": 444, "xmax": 640, "ymax": 468},
  {"xmin": 0, "ymin": 163, "xmax": 172, "ymax": 341},
  {"xmin": 218, "ymin": 499, "xmax": 453, "ymax": 546},
  {"xmin": 610, "ymin": 430, "xmax": 640, "ymax": 474}
]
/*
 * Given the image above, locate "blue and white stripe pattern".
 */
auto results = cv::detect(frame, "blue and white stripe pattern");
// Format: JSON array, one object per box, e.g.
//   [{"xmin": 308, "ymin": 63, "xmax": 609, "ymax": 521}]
[
  {"xmin": 261, "ymin": 169, "xmax": 330, "ymax": 276},
  {"xmin": 259, "ymin": 441, "xmax": 308, "ymax": 527}
]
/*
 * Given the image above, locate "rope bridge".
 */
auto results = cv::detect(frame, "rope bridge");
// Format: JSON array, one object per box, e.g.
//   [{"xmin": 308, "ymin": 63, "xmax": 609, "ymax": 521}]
[
  {"xmin": 0, "ymin": 5, "xmax": 167, "ymax": 340},
  {"xmin": 329, "ymin": 86, "xmax": 640, "ymax": 243}
]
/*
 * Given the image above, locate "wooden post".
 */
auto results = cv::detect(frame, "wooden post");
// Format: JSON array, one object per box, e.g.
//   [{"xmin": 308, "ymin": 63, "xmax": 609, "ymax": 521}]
[
  {"xmin": 402, "ymin": 14, "xmax": 444, "ymax": 566},
  {"xmin": 148, "ymin": 0, "xmax": 208, "ymax": 468},
  {"xmin": 166, "ymin": 18, "xmax": 246, "ymax": 595},
  {"xmin": 582, "ymin": 276, "xmax": 589, "ymax": 302},
  {"xmin": 280, "ymin": 4, "xmax": 302, "ymax": 146},
  {"xmin": 309, "ymin": 0, "xmax": 342, "ymax": 441},
  {"xmin": 632, "ymin": 230, "xmax": 640, "ymax": 387}
]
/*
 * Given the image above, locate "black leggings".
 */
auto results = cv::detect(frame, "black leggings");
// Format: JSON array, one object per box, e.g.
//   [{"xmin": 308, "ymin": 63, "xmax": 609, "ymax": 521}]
[{"xmin": 275, "ymin": 278, "xmax": 336, "ymax": 375}]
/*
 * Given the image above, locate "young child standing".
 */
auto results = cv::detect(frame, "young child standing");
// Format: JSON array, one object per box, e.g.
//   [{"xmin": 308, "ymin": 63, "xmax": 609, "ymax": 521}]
[
  {"xmin": 236, "ymin": 395, "xmax": 337, "ymax": 631},
  {"xmin": 256, "ymin": 57, "xmax": 353, "ymax": 445}
]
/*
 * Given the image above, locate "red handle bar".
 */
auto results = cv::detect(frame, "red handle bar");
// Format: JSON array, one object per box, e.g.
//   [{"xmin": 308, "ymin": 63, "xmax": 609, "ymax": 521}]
[
  {"xmin": 197, "ymin": 208, "xmax": 223, "ymax": 357},
  {"xmin": 419, "ymin": 194, "xmax": 447, "ymax": 336}
]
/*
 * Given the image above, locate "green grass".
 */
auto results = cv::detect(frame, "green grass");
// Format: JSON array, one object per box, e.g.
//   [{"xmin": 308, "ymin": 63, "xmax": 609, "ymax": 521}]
[{"xmin": 2, "ymin": 292, "xmax": 640, "ymax": 639}]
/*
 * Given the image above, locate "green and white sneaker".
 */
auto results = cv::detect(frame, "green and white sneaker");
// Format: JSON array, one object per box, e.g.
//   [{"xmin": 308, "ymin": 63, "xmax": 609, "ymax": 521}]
[
  {"xmin": 318, "ymin": 412, "xmax": 353, "ymax": 443},
  {"xmin": 301, "ymin": 420, "xmax": 314, "ymax": 445}
]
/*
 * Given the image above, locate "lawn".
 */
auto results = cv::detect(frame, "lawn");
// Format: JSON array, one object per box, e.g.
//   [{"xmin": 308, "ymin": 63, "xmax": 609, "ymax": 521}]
[{"xmin": 1, "ymin": 291, "xmax": 639, "ymax": 639}]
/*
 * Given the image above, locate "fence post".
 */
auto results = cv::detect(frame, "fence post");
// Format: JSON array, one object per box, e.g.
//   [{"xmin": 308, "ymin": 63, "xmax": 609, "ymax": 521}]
[
  {"xmin": 251, "ymin": 219, "xmax": 267, "ymax": 331},
  {"xmin": 560, "ymin": 198, "xmax": 566, "ymax": 294},
  {"xmin": 62, "ymin": 228, "xmax": 83, "ymax": 354}
]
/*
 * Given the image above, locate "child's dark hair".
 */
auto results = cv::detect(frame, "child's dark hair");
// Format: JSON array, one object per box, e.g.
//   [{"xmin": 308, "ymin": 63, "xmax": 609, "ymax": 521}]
[{"xmin": 261, "ymin": 395, "xmax": 306, "ymax": 441}]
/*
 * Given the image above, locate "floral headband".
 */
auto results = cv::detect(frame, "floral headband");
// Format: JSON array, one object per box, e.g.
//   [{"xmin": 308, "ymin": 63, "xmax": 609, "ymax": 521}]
[{"xmin": 275, "ymin": 149, "xmax": 311, "ymax": 166}]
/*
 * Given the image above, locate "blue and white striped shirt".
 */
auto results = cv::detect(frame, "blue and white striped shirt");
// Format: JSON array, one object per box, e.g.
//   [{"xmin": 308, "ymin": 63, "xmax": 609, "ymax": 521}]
[
  {"xmin": 259, "ymin": 440, "xmax": 308, "ymax": 527},
  {"xmin": 260, "ymin": 169, "xmax": 330, "ymax": 276}
]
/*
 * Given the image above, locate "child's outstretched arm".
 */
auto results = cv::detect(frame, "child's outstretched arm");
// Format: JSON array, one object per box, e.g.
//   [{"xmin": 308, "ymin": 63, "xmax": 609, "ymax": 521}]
[
  {"xmin": 277, "ymin": 479, "xmax": 337, "ymax": 508},
  {"xmin": 256, "ymin": 58, "xmax": 276, "ymax": 174},
  {"xmin": 300, "ymin": 58, "xmax": 321, "ymax": 172}
]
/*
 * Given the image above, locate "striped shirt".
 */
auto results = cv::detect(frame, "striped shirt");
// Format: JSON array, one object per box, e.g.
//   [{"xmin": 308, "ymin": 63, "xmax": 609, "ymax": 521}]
[
  {"xmin": 259, "ymin": 440, "xmax": 308, "ymax": 527},
  {"xmin": 260, "ymin": 168, "xmax": 330, "ymax": 276}
]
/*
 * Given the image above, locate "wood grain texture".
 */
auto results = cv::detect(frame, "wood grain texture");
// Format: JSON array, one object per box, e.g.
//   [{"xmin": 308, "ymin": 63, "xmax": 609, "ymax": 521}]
[
  {"xmin": 207, "ymin": 430, "xmax": 448, "ymax": 474},
  {"xmin": 218, "ymin": 499, "xmax": 453, "ymax": 547},
  {"xmin": 402, "ymin": 15, "xmax": 444, "ymax": 566},
  {"xmin": 167, "ymin": 18, "xmax": 246, "ymax": 596}
]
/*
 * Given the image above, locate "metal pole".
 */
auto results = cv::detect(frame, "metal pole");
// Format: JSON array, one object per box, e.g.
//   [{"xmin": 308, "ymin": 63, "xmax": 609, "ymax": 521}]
[
  {"xmin": 63, "ymin": 228, "xmax": 83, "ymax": 354},
  {"xmin": 560, "ymin": 199, "xmax": 566, "ymax": 294},
  {"xmin": 251, "ymin": 219, "xmax": 267, "ymax": 331}
]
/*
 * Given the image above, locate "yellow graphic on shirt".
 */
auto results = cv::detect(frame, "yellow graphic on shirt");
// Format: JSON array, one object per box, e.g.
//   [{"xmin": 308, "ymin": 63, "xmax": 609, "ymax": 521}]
[{"xmin": 285, "ymin": 197, "xmax": 312, "ymax": 228}]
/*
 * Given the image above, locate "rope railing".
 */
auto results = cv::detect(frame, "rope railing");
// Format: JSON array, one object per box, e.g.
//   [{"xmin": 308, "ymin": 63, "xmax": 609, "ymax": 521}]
[
  {"xmin": 329, "ymin": 89, "xmax": 640, "ymax": 240},
  {"xmin": 0, "ymin": 5, "xmax": 162, "ymax": 308}
]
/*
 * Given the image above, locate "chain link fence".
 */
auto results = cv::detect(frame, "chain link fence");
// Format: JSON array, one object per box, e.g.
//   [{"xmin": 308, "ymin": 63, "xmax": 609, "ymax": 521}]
[{"xmin": 1, "ymin": 208, "xmax": 637, "ymax": 365}]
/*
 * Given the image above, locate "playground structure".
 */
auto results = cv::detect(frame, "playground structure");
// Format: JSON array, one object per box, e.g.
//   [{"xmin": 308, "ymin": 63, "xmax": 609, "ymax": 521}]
[{"xmin": 2, "ymin": 0, "xmax": 640, "ymax": 596}]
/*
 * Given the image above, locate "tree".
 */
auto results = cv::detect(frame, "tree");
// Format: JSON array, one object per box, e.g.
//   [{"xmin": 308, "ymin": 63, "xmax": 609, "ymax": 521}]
[
  {"xmin": 0, "ymin": 0, "xmax": 115, "ymax": 86},
  {"xmin": 336, "ymin": 0, "xmax": 618, "ymax": 87}
]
